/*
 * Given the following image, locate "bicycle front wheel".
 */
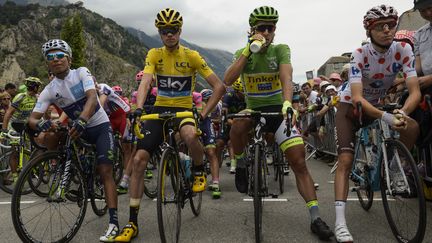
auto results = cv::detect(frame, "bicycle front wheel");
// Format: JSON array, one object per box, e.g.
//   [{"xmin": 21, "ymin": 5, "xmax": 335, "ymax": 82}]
[
  {"xmin": 11, "ymin": 151, "xmax": 88, "ymax": 243},
  {"xmin": 144, "ymin": 151, "xmax": 160, "ymax": 199},
  {"xmin": 157, "ymin": 148, "xmax": 181, "ymax": 243},
  {"xmin": 253, "ymin": 144, "xmax": 264, "ymax": 243},
  {"xmin": 0, "ymin": 149, "xmax": 32, "ymax": 194},
  {"xmin": 355, "ymin": 144, "xmax": 374, "ymax": 211},
  {"xmin": 380, "ymin": 139, "xmax": 426, "ymax": 243}
]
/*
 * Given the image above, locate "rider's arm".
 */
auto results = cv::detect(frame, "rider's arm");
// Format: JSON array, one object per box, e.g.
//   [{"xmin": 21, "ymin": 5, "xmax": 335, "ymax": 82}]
[
  {"xmin": 279, "ymin": 63, "xmax": 293, "ymax": 102},
  {"xmin": 415, "ymin": 55, "xmax": 432, "ymax": 89},
  {"xmin": 202, "ymin": 74, "xmax": 225, "ymax": 118},
  {"xmin": 99, "ymin": 93, "xmax": 108, "ymax": 107},
  {"xmin": 79, "ymin": 89, "xmax": 98, "ymax": 121},
  {"xmin": 224, "ymin": 49, "xmax": 248, "ymax": 86},
  {"xmin": 401, "ymin": 76, "xmax": 421, "ymax": 115},
  {"xmin": 351, "ymin": 83, "xmax": 383, "ymax": 119},
  {"xmin": 2, "ymin": 106, "xmax": 15, "ymax": 130},
  {"xmin": 136, "ymin": 73, "xmax": 152, "ymax": 109},
  {"xmin": 28, "ymin": 112, "xmax": 45, "ymax": 130}
]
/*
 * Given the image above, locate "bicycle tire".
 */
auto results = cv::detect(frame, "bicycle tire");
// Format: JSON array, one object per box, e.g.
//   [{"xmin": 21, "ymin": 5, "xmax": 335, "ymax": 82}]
[
  {"xmin": 144, "ymin": 151, "xmax": 160, "ymax": 199},
  {"xmin": 253, "ymin": 143, "xmax": 263, "ymax": 243},
  {"xmin": 189, "ymin": 158, "xmax": 202, "ymax": 216},
  {"xmin": 11, "ymin": 151, "xmax": 88, "ymax": 243},
  {"xmin": 91, "ymin": 173, "xmax": 108, "ymax": 216},
  {"xmin": 157, "ymin": 148, "xmax": 181, "ymax": 243},
  {"xmin": 0, "ymin": 149, "xmax": 32, "ymax": 194},
  {"xmin": 380, "ymin": 139, "xmax": 426, "ymax": 243},
  {"xmin": 355, "ymin": 144, "xmax": 374, "ymax": 211},
  {"xmin": 112, "ymin": 140, "xmax": 123, "ymax": 185}
]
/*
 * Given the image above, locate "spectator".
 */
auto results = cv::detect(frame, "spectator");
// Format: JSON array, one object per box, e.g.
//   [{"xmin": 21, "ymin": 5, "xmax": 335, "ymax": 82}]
[
  {"xmin": 0, "ymin": 92, "xmax": 11, "ymax": 122},
  {"xmin": 4, "ymin": 83, "xmax": 17, "ymax": 99},
  {"xmin": 329, "ymin": 73, "xmax": 343, "ymax": 91}
]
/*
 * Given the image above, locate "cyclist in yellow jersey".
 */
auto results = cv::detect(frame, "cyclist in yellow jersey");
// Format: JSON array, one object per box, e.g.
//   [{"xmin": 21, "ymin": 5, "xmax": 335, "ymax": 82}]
[
  {"xmin": 224, "ymin": 6, "xmax": 333, "ymax": 241},
  {"xmin": 115, "ymin": 8, "xmax": 225, "ymax": 242}
]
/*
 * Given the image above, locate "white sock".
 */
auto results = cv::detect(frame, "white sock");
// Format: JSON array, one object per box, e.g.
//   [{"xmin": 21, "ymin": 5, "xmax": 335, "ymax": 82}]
[{"xmin": 335, "ymin": 201, "xmax": 346, "ymax": 226}]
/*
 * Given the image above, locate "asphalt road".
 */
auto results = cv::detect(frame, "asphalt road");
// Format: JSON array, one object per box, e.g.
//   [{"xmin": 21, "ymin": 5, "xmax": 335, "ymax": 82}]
[{"xmin": 1, "ymin": 155, "xmax": 431, "ymax": 243}]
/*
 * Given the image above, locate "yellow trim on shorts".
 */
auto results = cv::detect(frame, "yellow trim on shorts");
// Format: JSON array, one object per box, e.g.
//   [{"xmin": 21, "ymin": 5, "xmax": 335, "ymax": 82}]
[{"xmin": 280, "ymin": 136, "xmax": 303, "ymax": 152}]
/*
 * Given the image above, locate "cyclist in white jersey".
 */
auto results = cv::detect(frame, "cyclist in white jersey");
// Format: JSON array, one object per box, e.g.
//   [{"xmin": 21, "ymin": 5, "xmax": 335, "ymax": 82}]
[
  {"xmin": 28, "ymin": 39, "xmax": 120, "ymax": 242},
  {"xmin": 333, "ymin": 6, "xmax": 421, "ymax": 242}
]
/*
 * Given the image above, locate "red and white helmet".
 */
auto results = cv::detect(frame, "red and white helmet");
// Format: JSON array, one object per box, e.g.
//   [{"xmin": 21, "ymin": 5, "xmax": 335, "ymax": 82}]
[
  {"xmin": 135, "ymin": 71, "xmax": 144, "ymax": 82},
  {"xmin": 112, "ymin": 85, "xmax": 122, "ymax": 95},
  {"xmin": 363, "ymin": 5, "xmax": 398, "ymax": 30}
]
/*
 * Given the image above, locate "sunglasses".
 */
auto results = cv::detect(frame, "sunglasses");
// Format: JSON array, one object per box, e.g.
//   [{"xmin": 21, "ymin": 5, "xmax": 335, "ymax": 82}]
[
  {"xmin": 255, "ymin": 24, "xmax": 275, "ymax": 33},
  {"xmin": 371, "ymin": 21, "xmax": 397, "ymax": 31},
  {"xmin": 46, "ymin": 52, "xmax": 69, "ymax": 61},
  {"xmin": 2, "ymin": 98, "xmax": 10, "ymax": 100},
  {"xmin": 159, "ymin": 26, "xmax": 180, "ymax": 35}
]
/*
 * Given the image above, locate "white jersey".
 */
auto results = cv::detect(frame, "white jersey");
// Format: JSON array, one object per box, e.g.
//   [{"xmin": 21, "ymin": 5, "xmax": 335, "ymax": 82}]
[
  {"xmin": 340, "ymin": 42, "xmax": 417, "ymax": 104},
  {"xmin": 34, "ymin": 67, "xmax": 109, "ymax": 127},
  {"xmin": 98, "ymin": 83, "xmax": 130, "ymax": 115}
]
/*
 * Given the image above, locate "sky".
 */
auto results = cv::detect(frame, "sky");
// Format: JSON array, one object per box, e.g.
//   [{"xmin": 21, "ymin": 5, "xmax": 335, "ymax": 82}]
[{"xmin": 71, "ymin": 0, "xmax": 414, "ymax": 81}]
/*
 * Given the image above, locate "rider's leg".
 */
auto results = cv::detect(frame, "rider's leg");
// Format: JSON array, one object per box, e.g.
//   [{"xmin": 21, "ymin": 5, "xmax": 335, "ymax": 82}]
[
  {"xmin": 398, "ymin": 116, "xmax": 419, "ymax": 150},
  {"xmin": 128, "ymin": 149, "xmax": 150, "ymax": 224}
]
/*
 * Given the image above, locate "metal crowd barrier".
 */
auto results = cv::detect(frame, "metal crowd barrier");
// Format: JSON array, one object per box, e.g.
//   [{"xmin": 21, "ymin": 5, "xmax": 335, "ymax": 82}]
[{"xmin": 300, "ymin": 107, "xmax": 338, "ymax": 161}]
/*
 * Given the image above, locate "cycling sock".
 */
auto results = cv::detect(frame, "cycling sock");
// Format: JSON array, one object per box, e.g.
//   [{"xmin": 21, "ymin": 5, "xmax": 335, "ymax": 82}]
[
  {"xmin": 335, "ymin": 200, "xmax": 346, "ymax": 226},
  {"xmin": 230, "ymin": 159, "xmax": 236, "ymax": 167},
  {"xmin": 306, "ymin": 200, "xmax": 320, "ymax": 222},
  {"xmin": 129, "ymin": 198, "xmax": 141, "ymax": 226},
  {"xmin": 108, "ymin": 208, "xmax": 119, "ymax": 227},
  {"xmin": 235, "ymin": 153, "xmax": 245, "ymax": 168},
  {"xmin": 212, "ymin": 179, "xmax": 219, "ymax": 185},
  {"xmin": 193, "ymin": 164, "xmax": 205, "ymax": 172}
]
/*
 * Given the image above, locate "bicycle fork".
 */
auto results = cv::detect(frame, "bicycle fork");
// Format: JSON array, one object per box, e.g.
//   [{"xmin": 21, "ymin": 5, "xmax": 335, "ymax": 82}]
[
  {"xmin": 47, "ymin": 159, "xmax": 72, "ymax": 203},
  {"xmin": 381, "ymin": 143, "xmax": 411, "ymax": 195}
]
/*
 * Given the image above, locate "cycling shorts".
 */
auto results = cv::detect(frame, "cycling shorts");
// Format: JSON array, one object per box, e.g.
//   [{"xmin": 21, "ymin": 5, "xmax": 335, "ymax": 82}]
[
  {"xmin": 240, "ymin": 105, "xmax": 303, "ymax": 152},
  {"xmin": 199, "ymin": 117, "xmax": 216, "ymax": 148},
  {"xmin": 81, "ymin": 122, "xmax": 115, "ymax": 165},
  {"xmin": 335, "ymin": 102, "xmax": 374, "ymax": 154},
  {"xmin": 136, "ymin": 106, "xmax": 195, "ymax": 155}
]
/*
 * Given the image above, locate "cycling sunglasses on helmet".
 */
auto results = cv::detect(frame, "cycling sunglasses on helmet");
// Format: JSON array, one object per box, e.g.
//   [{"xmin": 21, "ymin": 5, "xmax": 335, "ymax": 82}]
[
  {"xmin": 159, "ymin": 26, "xmax": 180, "ymax": 35},
  {"xmin": 255, "ymin": 24, "xmax": 275, "ymax": 33},
  {"xmin": 46, "ymin": 52, "xmax": 69, "ymax": 61}
]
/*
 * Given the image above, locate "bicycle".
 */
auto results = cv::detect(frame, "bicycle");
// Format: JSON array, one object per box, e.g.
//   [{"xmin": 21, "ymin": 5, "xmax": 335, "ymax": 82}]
[
  {"xmin": 112, "ymin": 131, "xmax": 124, "ymax": 185},
  {"xmin": 0, "ymin": 121, "xmax": 33, "ymax": 194},
  {"xmin": 331, "ymin": 102, "xmax": 426, "ymax": 243},
  {"xmin": 135, "ymin": 109, "xmax": 202, "ymax": 243},
  {"xmin": 11, "ymin": 125, "xmax": 108, "ymax": 243},
  {"xmin": 228, "ymin": 109, "xmax": 291, "ymax": 243},
  {"xmin": 271, "ymin": 142, "xmax": 287, "ymax": 194}
]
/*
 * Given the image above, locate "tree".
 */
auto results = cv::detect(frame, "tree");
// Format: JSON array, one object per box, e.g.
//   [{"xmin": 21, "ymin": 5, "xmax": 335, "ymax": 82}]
[{"xmin": 61, "ymin": 14, "xmax": 86, "ymax": 69}]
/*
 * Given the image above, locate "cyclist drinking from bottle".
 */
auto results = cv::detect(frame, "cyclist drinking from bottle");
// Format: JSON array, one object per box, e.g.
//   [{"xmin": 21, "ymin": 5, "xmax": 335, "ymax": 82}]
[
  {"xmin": 334, "ymin": 5, "xmax": 421, "ymax": 242},
  {"xmin": 224, "ymin": 6, "xmax": 333, "ymax": 241}
]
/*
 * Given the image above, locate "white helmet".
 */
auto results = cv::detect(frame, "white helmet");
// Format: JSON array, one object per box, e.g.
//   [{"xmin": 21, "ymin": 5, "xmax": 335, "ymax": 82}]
[
  {"xmin": 363, "ymin": 5, "xmax": 398, "ymax": 30},
  {"xmin": 41, "ymin": 39, "xmax": 72, "ymax": 57}
]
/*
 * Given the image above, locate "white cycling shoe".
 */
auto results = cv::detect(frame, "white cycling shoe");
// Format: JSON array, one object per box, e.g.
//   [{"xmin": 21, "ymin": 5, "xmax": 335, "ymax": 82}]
[{"xmin": 335, "ymin": 224, "xmax": 353, "ymax": 243}]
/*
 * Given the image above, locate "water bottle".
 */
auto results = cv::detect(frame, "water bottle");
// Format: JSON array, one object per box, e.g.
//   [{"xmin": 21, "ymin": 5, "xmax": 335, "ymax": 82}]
[
  {"xmin": 179, "ymin": 152, "xmax": 192, "ymax": 180},
  {"xmin": 250, "ymin": 39, "xmax": 266, "ymax": 53}
]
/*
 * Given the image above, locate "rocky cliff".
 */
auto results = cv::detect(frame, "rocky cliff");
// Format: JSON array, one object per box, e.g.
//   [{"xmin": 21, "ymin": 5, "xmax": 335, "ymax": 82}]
[{"xmin": 0, "ymin": 1, "xmax": 232, "ymax": 92}]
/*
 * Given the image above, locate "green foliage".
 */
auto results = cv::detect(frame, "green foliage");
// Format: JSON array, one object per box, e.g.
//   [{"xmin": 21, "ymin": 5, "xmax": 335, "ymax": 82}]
[{"xmin": 61, "ymin": 14, "xmax": 86, "ymax": 68}]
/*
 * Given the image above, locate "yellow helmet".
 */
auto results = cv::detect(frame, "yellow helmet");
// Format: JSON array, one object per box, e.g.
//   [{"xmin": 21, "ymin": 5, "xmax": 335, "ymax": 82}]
[
  {"xmin": 232, "ymin": 78, "xmax": 243, "ymax": 92},
  {"xmin": 155, "ymin": 8, "xmax": 183, "ymax": 28}
]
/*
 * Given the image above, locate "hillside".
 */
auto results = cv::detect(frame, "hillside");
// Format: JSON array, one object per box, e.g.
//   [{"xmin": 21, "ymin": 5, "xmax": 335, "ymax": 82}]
[{"xmin": 0, "ymin": 1, "xmax": 233, "ymax": 92}]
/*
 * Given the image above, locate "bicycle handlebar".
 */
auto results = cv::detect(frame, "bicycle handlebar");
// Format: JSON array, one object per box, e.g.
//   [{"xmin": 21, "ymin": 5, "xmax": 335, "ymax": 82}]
[{"xmin": 134, "ymin": 111, "xmax": 200, "ymax": 139}]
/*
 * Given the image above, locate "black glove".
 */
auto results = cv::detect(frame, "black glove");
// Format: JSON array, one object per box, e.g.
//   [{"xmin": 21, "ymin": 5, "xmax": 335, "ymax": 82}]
[
  {"xmin": 72, "ymin": 118, "xmax": 87, "ymax": 136},
  {"xmin": 134, "ymin": 108, "xmax": 143, "ymax": 119},
  {"xmin": 36, "ymin": 119, "xmax": 52, "ymax": 132}
]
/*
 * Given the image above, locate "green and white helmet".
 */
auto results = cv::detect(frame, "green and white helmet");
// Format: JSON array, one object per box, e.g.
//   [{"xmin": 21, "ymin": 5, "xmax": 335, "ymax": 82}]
[{"xmin": 249, "ymin": 6, "xmax": 279, "ymax": 27}]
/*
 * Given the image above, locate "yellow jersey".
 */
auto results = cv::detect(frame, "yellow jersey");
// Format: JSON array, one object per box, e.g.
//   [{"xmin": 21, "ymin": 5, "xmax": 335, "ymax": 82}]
[{"xmin": 143, "ymin": 45, "xmax": 214, "ymax": 108}]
